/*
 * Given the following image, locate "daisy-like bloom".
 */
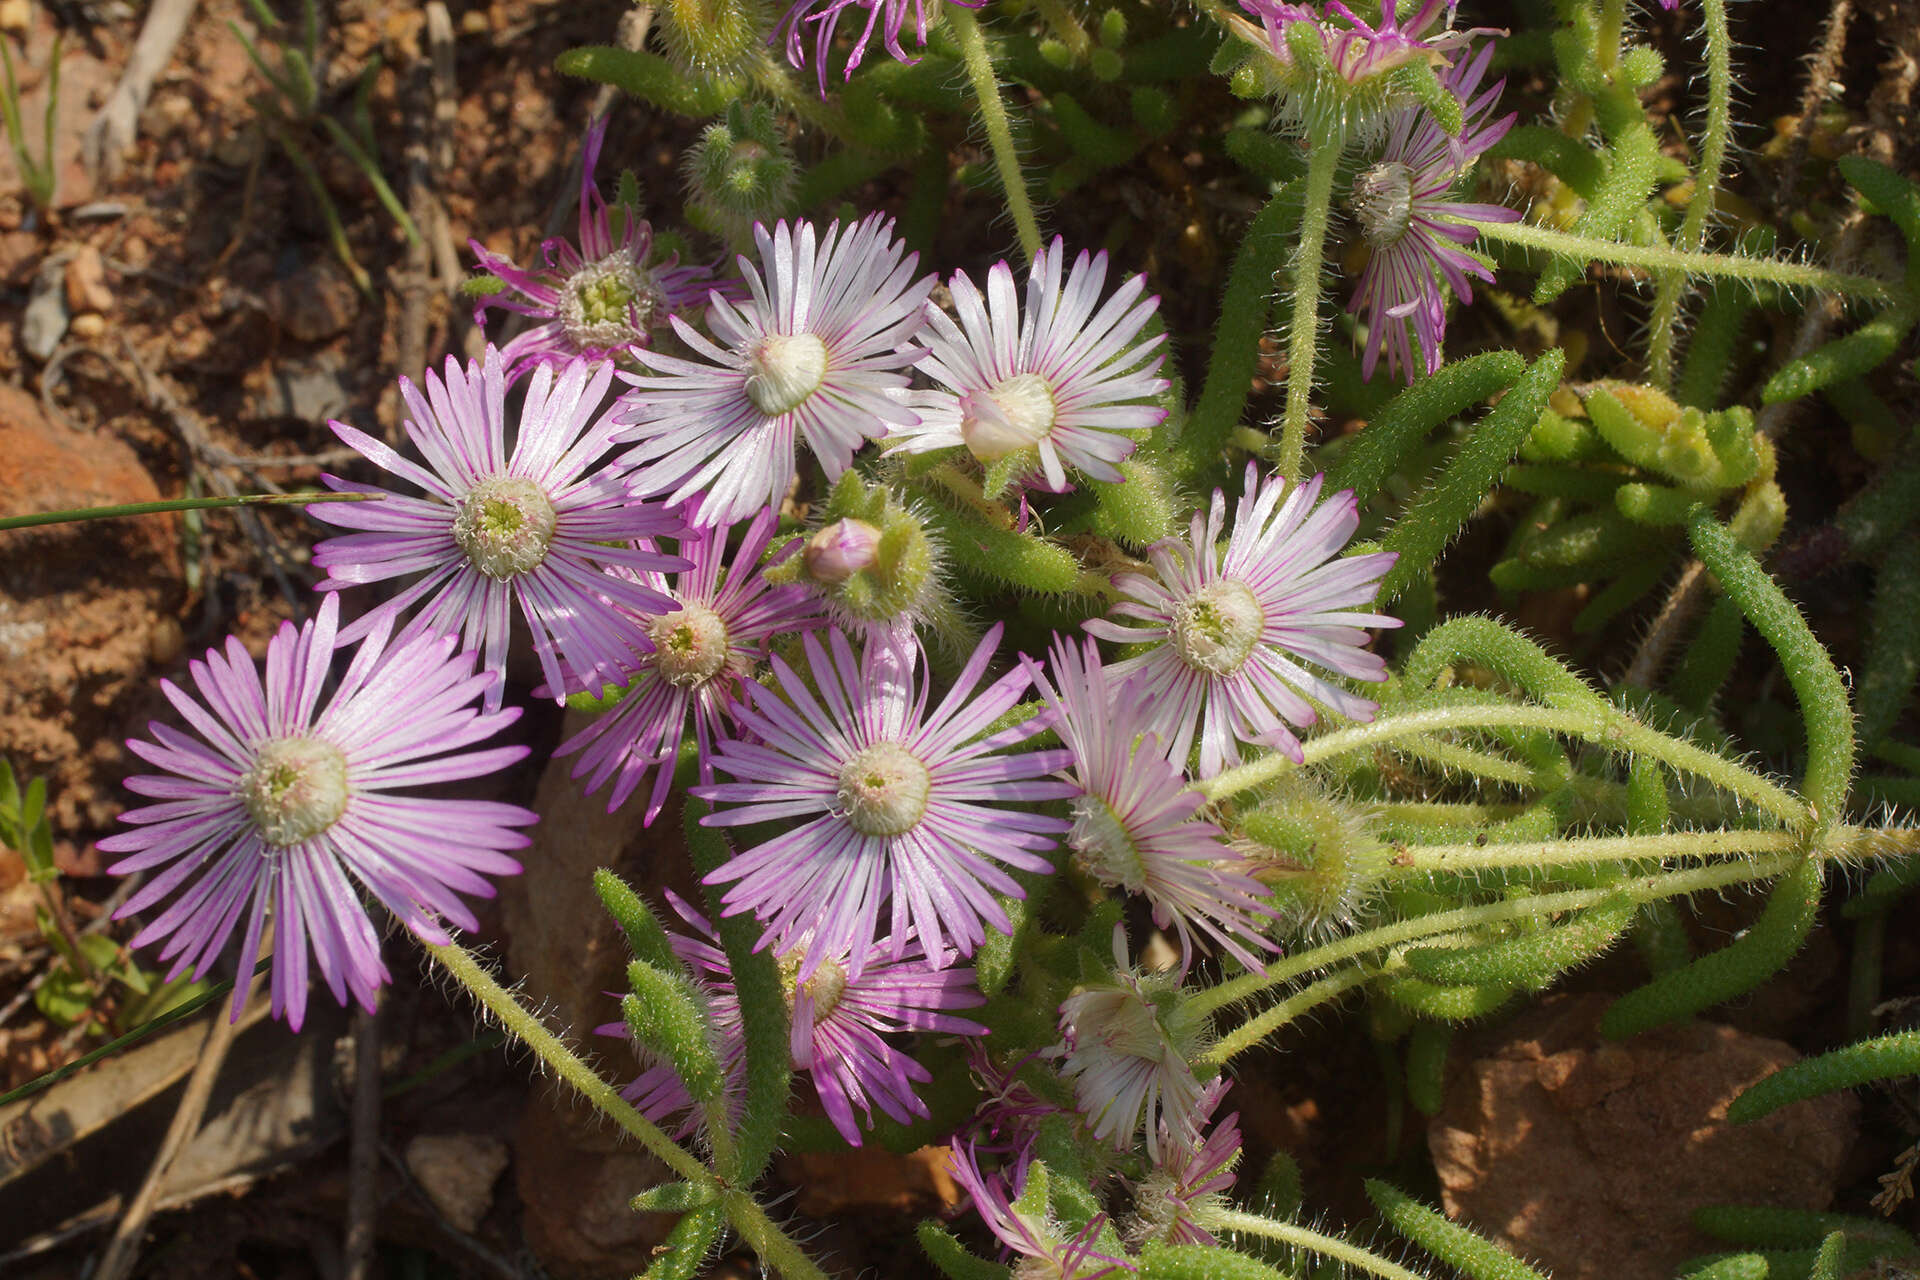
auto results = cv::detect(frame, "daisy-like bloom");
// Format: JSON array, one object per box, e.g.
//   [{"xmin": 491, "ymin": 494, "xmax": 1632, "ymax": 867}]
[
  {"xmin": 610, "ymin": 891, "xmax": 987, "ymax": 1145},
  {"xmin": 469, "ymin": 116, "xmax": 720, "ymax": 379},
  {"xmin": 557, "ymin": 505, "xmax": 824, "ymax": 824},
  {"xmin": 615, "ymin": 215, "xmax": 934, "ymax": 528},
  {"xmin": 886, "ymin": 238, "xmax": 1168, "ymax": 493},
  {"xmin": 948, "ymin": 1140, "xmax": 1137, "ymax": 1279},
  {"xmin": 695, "ymin": 624, "xmax": 1074, "ymax": 977},
  {"xmin": 1348, "ymin": 40, "xmax": 1519, "ymax": 382},
  {"xmin": 1126, "ymin": 1079, "xmax": 1243, "ymax": 1248},
  {"xmin": 311, "ymin": 349, "xmax": 689, "ymax": 712},
  {"xmin": 1056, "ymin": 931, "xmax": 1210, "ymax": 1162},
  {"xmin": 99, "ymin": 594, "xmax": 536, "ymax": 1031},
  {"xmin": 778, "ymin": 0, "xmax": 985, "ymax": 93},
  {"xmin": 1024, "ymin": 636, "xmax": 1277, "ymax": 972},
  {"xmin": 1085, "ymin": 464, "xmax": 1401, "ymax": 779}
]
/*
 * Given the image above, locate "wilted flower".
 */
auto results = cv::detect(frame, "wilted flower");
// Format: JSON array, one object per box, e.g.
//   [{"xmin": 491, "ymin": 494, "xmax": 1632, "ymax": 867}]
[
  {"xmin": 948, "ymin": 1141, "xmax": 1137, "ymax": 1278},
  {"xmin": 312, "ymin": 349, "xmax": 689, "ymax": 712},
  {"xmin": 100, "ymin": 594, "xmax": 536, "ymax": 1030},
  {"xmin": 1238, "ymin": 0, "xmax": 1490, "ymax": 87},
  {"xmin": 1056, "ymin": 931, "xmax": 1211, "ymax": 1162},
  {"xmin": 468, "ymin": 116, "xmax": 720, "ymax": 378},
  {"xmin": 616, "ymin": 215, "xmax": 933, "ymax": 528},
  {"xmin": 1025, "ymin": 635, "xmax": 1277, "ymax": 972},
  {"xmin": 887, "ymin": 238, "xmax": 1168, "ymax": 494},
  {"xmin": 611, "ymin": 891, "xmax": 987, "ymax": 1145},
  {"xmin": 557, "ymin": 505, "xmax": 823, "ymax": 824},
  {"xmin": 1126, "ymin": 1079, "xmax": 1243, "ymax": 1247},
  {"xmin": 1085, "ymin": 465, "xmax": 1400, "ymax": 778},
  {"xmin": 1348, "ymin": 40, "xmax": 1518, "ymax": 381},
  {"xmin": 695, "ymin": 625, "xmax": 1073, "ymax": 976},
  {"xmin": 778, "ymin": 0, "xmax": 985, "ymax": 93}
]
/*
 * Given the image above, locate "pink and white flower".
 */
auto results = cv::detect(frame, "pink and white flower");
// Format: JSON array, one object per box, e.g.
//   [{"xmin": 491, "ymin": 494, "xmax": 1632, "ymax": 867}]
[
  {"xmin": 1085, "ymin": 465, "xmax": 1399, "ymax": 779},
  {"xmin": 101, "ymin": 593, "xmax": 535, "ymax": 1030}
]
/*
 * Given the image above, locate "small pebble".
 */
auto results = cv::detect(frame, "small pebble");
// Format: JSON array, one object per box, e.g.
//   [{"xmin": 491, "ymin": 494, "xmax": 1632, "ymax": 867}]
[{"xmin": 70, "ymin": 312, "xmax": 106, "ymax": 339}]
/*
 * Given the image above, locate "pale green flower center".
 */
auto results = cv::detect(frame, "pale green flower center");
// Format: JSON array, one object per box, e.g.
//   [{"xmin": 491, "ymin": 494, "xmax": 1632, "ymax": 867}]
[
  {"xmin": 1070, "ymin": 793, "xmax": 1147, "ymax": 893},
  {"xmin": 836, "ymin": 741, "xmax": 931, "ymax": 837},
  {"xmin": 779, "ymin": 949, "xmax": 851, "ymax": 1024},
  {"xmin": 961, "ymin": 372, "xmax": 1058, "ymax": 462},
  {"xmin": 745, "ymin": 332, "xmax": 829, "ymax": 416},
  {"xmin": 562, "ymin": 248, "xmax": 654, "ymax": 350},
  {"xmin": 452, "ymin": 477, "xmax": 558, "ymax": 580},
  {"xmin": 239, "ymin": 737, "xmax": 349, "ymax": 847},
  {"xmin": 1170, "ymin": 579, "xmax": 1264, "ymax": 676},
  {"xmin": 647, "ymin": 602, "xmax": 730, "ymax": 687},
  {"xmin": 1353, "ymin": 160, "xmax": 1415, "ymax": 251}
]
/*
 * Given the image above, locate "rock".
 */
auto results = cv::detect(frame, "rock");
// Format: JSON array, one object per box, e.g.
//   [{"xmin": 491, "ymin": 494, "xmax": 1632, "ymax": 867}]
[
  {"xmin": 0, "ymin": 383, "xmax": 182, "ymax": 841},
  {"xmin": 69, "ymin": 312, "xmax": 105, "ymax": 339},
  {"xmin": 778, "ymin": 1145, "xmax": 963, "ymax": 1218},
  {"xmin": 515, "ymin": 1089, "xmax": 680, "ymax": 1279},
  {"xmin": 63, "ymin": 244, "xmax": 111, "ymax": 313},
  {"xmin": 404, "ymin": 1133, "xmax": 509, "ymax": 1233},
  {"xmin": 252, "ymin": 352, "xmax": 351, "ymax": 424},
  {"xmin": 264, "ymin": 259, "xmax": 361, "ymax": 343},
  {"xmin": 0, "ymin": 0, "xmax": 29, "ymax": 34},
  {"xmin": 22, "ymin": 261, "xmax": 69, "ymax": 360},
  {"xmin": 1429, "ymin": 994, "xmax": 1859, "ymax": 1280}
]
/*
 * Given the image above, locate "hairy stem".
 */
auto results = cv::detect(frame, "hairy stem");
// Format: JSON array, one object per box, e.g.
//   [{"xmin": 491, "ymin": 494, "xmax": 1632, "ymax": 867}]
[
  {"xmin": 1195, "ymin": 702, "xmax": 1809, "ymax": 826},
  {"xmin": 1192, "ymin": 852, "xmax": 1803, "ymax": 1018},
  {"xmin": 1472, "ymin": 217, "xmax": 1901, "ymax": 303},
  {"xmin": 1207, "ymin": 1210, "xmax": 1431, "ymax": 1280},
  {"xmin": 423, "ymin": 940, "xmax": 713, "ymax": 1185},
  {"xmin": 1646, "ymin": 0, "xmax": 1734, "ymax": 386},
  {"xmin": 948, "ymin": 4, "xmax": 1042, "ymax": 262},
  {"xmin": 1274, "ymin": 127, "xmax": 1345, "ymax": 484},
  {"xmin": 1390, "ymin": 828, "xmax": 1804, "ymax": 873},
  {"xmin": 1205, "ymin": 966, "xmax": 1375, "ymax": 1064}
]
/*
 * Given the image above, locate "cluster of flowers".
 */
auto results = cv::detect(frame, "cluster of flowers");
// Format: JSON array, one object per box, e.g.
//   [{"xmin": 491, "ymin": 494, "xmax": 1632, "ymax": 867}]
[{"xmin": 97, "ymin": 0, "xmax": 1544, "ymax": 1255}]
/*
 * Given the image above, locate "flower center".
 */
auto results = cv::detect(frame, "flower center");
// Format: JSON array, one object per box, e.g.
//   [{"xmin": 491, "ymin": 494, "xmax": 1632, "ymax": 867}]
[
  {"xmin": 1353, "ymin": 161, "xmax": 1416, "ymax": 251},
  {"xmin": 1170, "ymin": 579, "xmax": 1264, "ymax": 676},
  {"xmin": 646, "ymin": 602, "xmax": 730, "ymax": 687},
  {"xmin": 560, "ymin": 248, "xmax": 656, "ymax": 352},
  {"xmin": 451, "ymin": 477, "xmax": 558, "ymax": 580},
  {"xmin": 836, "ymin": 741, "xmax": 931, "ymax": 837},
  {"xmin": 778, "ymin": 949, "xmax": 851, "ymax": 1025},
  {"xmin": 745, "ymin": 332, "xmax": 829, "ymax": 416},
  {"xmin": 1069, "ymin": 793, "xmax": 1147, "ymax": 893},
  {"xmin": 239, "ymin": 737, "xmax": 349, "ymax": 847},
  {"xmin": 960, "ymin": 372, "xmax": 1058, "ymax": 462}
]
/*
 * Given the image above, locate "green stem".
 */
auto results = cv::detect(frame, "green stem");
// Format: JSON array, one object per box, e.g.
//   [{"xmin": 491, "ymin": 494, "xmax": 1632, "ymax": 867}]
[
  {"xmin": 1204, "ymin": 966, "xmax": 1374, "ymax": 1064},
  {"xmin": 1646, "ymin": 0, "xmax": 1734, "ymax": 387},
  {"xmin": 1195, "ymin": 702, "xmax": 1809, "ymax": 826},
  {"xmin": 1390, "ymin": 828, "xmax": 1804, "ymax": 873},
  {"xmin": 1030, "ymin": 0, "xmax": 1092, "ymax": 61},
  {"xmin": 0, "ymin": 491, "xmax": 378, "ymax": 532},
  {"xmin": 750, "ymin": 52, "xmax": 856, "ymax": 143},
  {"xmin": 1595, "ymin": 0, "xmax": 1626, "ymax": 74},
  {"xmin": 1191, "ymin": 852, "xmax": 1803, "ymax": 1018},
  {"xmin": 1473, "ymin": 218, "xmax": 1901, "ymax": 303},
  {"xmin": 723, "ymin": 1191, "xmax": 836, "ymax": 1280},
  {"xmin": 1274, "ymin": 127, "xmax": 1345, "ymax": 484},
  {"xmin": 423, "ymin": 940, "xmax": 713, "ymax": 1186},
  {"xmin": 948, "ymin": 5, "xmax": 1042, "ymax": 263},
  {"xmin": 1173, "ymin": 182, "xmax": 1299, "ymax": 478},
  {"xmin": 1207, "ymin": 1210, "xmax": 1431, "ymax": 1280}
]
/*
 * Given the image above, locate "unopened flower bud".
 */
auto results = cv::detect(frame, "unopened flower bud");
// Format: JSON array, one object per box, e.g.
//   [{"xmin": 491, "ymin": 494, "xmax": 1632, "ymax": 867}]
[{"xmin": 804, "ymin": 518, "xmax": 883, "ymax": 583}]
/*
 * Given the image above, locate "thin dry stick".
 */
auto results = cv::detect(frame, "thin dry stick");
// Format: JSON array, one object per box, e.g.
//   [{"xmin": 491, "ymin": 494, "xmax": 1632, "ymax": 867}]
[
  {"xmin": 342, "ymin": 1001, "xmax": 383, "ymax": 1280},
  {"xmin": 93, "ymin": 967, "xmax": 263, "ymax": 1280},
  {"xmin": 1775, "ymin": 0, "xmax": 1854, "ymax": 210},
  {"xmin": 84, "ymin": 0, "xmax": 201, "ymax": 181}
]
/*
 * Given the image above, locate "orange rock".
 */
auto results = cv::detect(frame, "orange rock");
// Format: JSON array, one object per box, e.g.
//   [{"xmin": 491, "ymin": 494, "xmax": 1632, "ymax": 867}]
[{"xmin": 1429, "ymin": 994, "xmax": 1858, "ymax": 1280}]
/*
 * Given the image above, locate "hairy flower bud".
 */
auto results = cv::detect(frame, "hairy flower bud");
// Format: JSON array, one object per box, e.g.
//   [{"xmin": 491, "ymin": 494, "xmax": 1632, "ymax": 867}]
[{"xmin": 687, "ymin": 102, "xmax": 798, "ymax": 246}]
